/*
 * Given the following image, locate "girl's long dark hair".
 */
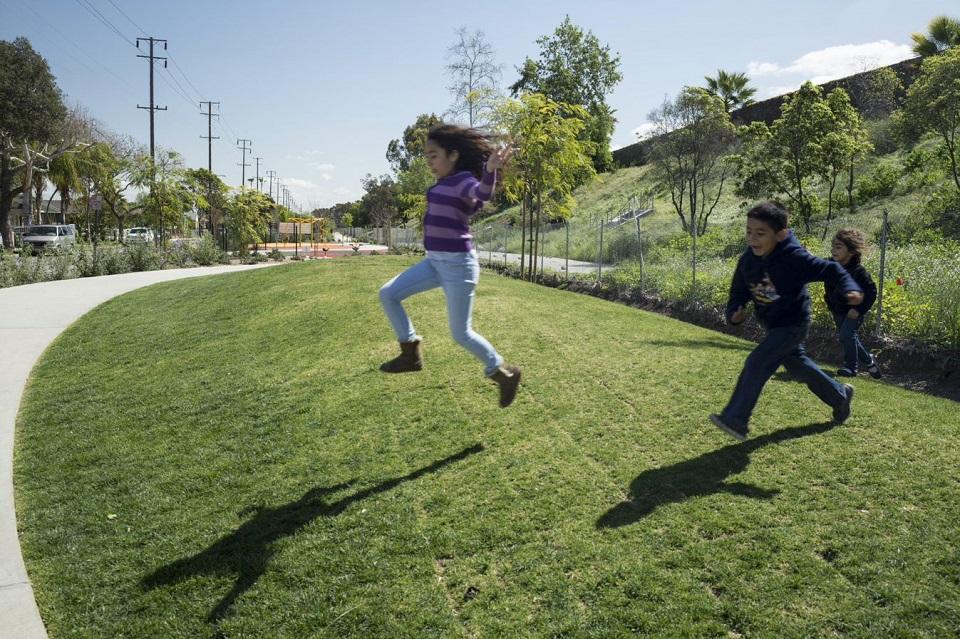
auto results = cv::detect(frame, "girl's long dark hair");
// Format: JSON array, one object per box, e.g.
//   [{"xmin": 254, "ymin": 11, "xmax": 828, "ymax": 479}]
[{"xmin": 427, "ymin": 124, "xmax": 493, "ymax": 178}]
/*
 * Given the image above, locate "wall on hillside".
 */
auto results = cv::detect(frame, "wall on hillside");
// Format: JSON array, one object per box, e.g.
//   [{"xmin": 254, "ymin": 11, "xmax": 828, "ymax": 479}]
[{"xmin": 613, "ymin": 56, "xmax": 922, "ymax": 168}]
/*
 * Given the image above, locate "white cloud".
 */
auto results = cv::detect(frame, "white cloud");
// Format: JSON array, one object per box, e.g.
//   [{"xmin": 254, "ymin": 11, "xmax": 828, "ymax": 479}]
[
  {"xmin": 310, "ymin": 162, "xmax": 336, "ymax": 172},
  {"xmin": 746, "ymin": 61, "xmax": 781, "ymax": 76},
  {"xmin": 284, "ymin": 177, "xmax": 359, "ymax": 208},
  {"xmin": 763, "ymin": 84, "xmax": 802, "ymax": 99},
  {"xmin": 632, "ymin": 122, "xmax": 657, "ymax": 141},
  {"xmin": 747, "ymin": 40, "xmax": 914, "ymax": 87}
]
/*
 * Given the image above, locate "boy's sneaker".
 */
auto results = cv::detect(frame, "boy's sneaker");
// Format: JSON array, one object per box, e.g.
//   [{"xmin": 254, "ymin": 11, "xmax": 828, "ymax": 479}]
[
  {"xmin": 833, "ymin": 384, "xmax": 854, "ymax": 424},
  {"xmin": 866, "ymin": 361, "xmax": 883, "ymax": 379},
  {"xmin": 836, "ymin": 367, "xmax": 857, "ymax": 377},
  {"xmin": 710, "ymin": 414, "xmax": 748, "ymax": 441}
]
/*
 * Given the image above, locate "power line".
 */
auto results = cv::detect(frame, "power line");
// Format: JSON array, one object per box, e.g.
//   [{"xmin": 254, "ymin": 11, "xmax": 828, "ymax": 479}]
[
  {"xmin": 159, "ymin": 64, "xmax": 199, "ymax": 107},
  {"xmin": 73, "ymin": 0, "xmax": 137, "ymax": 48},
  {"xmin": 6, "ymin": 0, "xmax": 141, "ymax": 101},
  {"xmin": 105, "ymin": 0, "xmax": 148, "ymax": 36},
  {"xmin": 167, "ymin": 54, "xmax": 204, "ymax": 102}
]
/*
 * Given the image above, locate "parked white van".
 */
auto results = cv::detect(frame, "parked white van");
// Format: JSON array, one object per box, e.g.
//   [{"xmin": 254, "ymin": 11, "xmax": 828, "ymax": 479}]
[{"xmin": 21, "ymin": 224, "xmax": 76, "ymax": 251}]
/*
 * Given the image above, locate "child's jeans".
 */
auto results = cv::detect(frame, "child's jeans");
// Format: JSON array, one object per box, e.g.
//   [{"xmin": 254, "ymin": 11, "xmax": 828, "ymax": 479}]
[
  {"xmin": 721, "ymin": 323, "xmax": 847, "ymax": 428},
  {"xmin": 379, "ymin": 250, "xmax": 503, "ymax": 375},
  {"xmin": 833, "ymin": 311, "xmax": 873, "ymax": 371}
]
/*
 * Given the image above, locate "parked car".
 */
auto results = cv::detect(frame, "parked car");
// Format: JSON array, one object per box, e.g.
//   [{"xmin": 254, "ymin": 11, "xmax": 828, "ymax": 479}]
[
  {"xmin": 21, "ymin": 224, "xmax": 76, "ymax": 251},
  {"xmin": 126, "ymin": 227, "xmax": 155, "ymax": 243}
]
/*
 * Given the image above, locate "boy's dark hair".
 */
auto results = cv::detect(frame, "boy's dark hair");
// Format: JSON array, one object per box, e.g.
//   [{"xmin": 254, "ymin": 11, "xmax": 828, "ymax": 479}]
[
  {"xmin": 746, "ymin": 201, "xmax": 789, "ymax": 232},
  {"xmin": 427, "ymin": 124, "xmax": 493, "ymax": 178},
  {"xmin": 834, "ymin": 227, "xmax": 867, "ymax": 263}
]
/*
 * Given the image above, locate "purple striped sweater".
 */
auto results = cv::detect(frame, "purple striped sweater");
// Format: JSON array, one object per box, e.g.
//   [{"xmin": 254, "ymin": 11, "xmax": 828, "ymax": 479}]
[{"xmin": 423, "ymin": 168, "xmax": 496, "ymax": 252}]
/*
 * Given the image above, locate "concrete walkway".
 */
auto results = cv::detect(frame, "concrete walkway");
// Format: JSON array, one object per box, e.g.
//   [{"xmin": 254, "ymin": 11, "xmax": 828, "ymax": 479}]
[
  {"xmin": 0, "ymin": 263, "xmax": 283, "ymax": 639},
  {"xmin": 478, "ymin": 250, "xmax": 603, "ymax": 275}
]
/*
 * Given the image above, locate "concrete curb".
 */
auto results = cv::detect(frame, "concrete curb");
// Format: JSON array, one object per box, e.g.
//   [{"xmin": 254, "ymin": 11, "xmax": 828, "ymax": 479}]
[{"xmin": 0, "ymin": 263, "xmax": 283, "ymax": 638}]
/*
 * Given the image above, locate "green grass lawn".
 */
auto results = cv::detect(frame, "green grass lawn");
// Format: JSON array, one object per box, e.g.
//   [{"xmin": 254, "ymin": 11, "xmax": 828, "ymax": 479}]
[{"xmin": 15, "ymin": 257, "xmax": 960, "ymax": 638}]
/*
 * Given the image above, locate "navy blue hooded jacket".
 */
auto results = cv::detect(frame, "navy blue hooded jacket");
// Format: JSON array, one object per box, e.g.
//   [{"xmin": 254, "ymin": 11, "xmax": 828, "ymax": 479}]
[
  {"xmin": 823, "ymin": 257, "xmax": 877, "ymax": 315},
  {"xmin": 726, "ymin": 231, "xmax": 862, "ymax": 329}
]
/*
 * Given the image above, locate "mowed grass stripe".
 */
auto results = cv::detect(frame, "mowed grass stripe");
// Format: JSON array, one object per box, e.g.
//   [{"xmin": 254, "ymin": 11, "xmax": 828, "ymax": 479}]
[{"xmin": 15, "ymin": 256, "xmax": 960, "ymax": 638}]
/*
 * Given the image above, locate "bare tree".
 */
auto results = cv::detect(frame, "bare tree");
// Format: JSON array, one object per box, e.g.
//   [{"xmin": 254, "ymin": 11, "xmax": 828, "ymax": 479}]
[{"xmin": 445, "ymin": 27, "xmax": 502, "ymax": 127}]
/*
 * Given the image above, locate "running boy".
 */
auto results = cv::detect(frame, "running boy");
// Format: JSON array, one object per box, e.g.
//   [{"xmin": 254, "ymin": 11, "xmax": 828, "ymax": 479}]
[
  {"xmin": 710, "ymin": 201, "xmax": 864, "ymax": 441},
  {"xmin": 825, "ymin": 228, "xmax": 881, "ymax": 378}
]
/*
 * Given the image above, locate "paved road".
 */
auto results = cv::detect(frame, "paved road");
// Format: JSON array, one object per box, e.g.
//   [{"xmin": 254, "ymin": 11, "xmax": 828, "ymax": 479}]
[
  {"xmin": 0, "ymin": 263, "xmax": 283, "ymax": 639},
  {"xmin": 477, "ymin": 251, "xmax": 604, "ymax": 275}
]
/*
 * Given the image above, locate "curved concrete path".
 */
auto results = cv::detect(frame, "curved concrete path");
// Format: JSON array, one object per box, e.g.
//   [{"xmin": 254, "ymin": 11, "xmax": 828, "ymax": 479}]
[{"xmin": 0, "ymin": 263, "xmax": 283, "ymax": 638}]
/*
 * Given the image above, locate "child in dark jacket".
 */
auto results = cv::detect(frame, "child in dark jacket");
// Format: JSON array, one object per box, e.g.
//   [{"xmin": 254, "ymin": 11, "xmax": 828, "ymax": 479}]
[
  {"xmin": 710, "ymin": 202, "xmax": 864, "ymax": 441},
  {"xmin": 824, "ymin": 228, "xmax": 881, "ymax": 378}
]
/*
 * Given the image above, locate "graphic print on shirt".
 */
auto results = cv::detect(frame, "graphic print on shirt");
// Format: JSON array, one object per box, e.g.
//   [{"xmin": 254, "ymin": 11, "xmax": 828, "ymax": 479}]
[{"xmin": 749, "ymin": 273, "xmax": 781, "ymax": 305}]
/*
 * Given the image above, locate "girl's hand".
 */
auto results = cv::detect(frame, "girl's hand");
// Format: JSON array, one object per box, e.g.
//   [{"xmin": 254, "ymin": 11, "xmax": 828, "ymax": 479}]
[
  {"xmin": 730, "ymin": 306, "xmax": 746, "ymax": 325},
  {"xmin": 847, "ymin": 308, "xmax": 860, "ymax": 320},
  {"xmin": 845, "ymin": 291, "xmax": 864, "ymax": 306},
  {"xmin": 486, "ymin": 145, "xmax": 513, "ymax": 172}
]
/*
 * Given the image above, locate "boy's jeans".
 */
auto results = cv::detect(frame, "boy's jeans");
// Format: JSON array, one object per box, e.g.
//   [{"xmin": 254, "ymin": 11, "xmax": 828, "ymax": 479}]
[
  {"xmin": 721, "ymin": 323, "xmax": 846, "ymax": 428},
  {"xmin": 379, "ymin": 250, "xmax": 503, "ymax": 375},
  {"xmin": 833, "ymin": 311, "xmax": 873, "ymax": 371}
]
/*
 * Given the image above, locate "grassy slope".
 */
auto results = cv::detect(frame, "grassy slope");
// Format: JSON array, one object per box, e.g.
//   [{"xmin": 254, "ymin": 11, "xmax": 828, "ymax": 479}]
[
  {"xmin": 489, "ymin": 136, "xmax": 948, "ymax": 253},
  {"xmin": 15, "ymin": 258, "xmax": 960, "ymax": 638}
]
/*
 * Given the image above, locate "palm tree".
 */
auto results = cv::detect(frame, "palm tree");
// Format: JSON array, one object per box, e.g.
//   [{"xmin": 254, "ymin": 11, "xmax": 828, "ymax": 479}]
[
  {"xmin": 704, "ymin": 69, "xmax": 757, "ymax": 113},
  {"xmin": 911, "ymin": 15, "xmax": 960, "ymax": 57},
  {"xmin": 46, "ymin": 152, "xmax": 84, "ymax": 224}
]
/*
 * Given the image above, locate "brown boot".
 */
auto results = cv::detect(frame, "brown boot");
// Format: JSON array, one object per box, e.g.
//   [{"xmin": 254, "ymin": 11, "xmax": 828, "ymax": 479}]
[
  {"xmin": 380, "ymin": 339, "xmax": 423, "ymax": 373},
  {"xmin": 489, "ymin": 365, "xmax": 521, "ymax": 407}
]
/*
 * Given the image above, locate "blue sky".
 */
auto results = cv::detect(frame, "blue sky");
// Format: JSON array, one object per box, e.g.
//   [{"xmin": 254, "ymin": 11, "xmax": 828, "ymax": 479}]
[{"xmin": 1, "ymin": 0, "xmax": 956, "ymax": 209}]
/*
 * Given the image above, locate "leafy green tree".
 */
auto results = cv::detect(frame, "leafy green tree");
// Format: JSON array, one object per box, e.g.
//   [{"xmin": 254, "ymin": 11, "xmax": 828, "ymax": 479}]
[
  {"xmin": 185, "ymin": 168, "xmax": 228, "ymax": 234},
  {"xmin": 902, "ymin": 47, "xmax": 960, "ymax": 191},
  {"xmin": 857, "ymin": 67, "xmax": 904, "ymax": 121},
  {"xmin": 359, "ymin": 174, "xmax": 398, "ymax": 244},
  {"xmin": 0, "ymin": 37, "xmax": 70, "ymax": 248},
  {"xmin": 131, "ymin": 150, "xmax": 198, "ymax": 241},
  {"xmin": 735, "ymin": 82, "xmax": 834, "ymax": 232},
  {"xmin": 386, "ymin": 113, "xmax": 443, "ymax": 173},
  {"xmin": 493, "ymin": 93, "xmax": 594, "ymax": 279},
  {"xmin": 509, "ymin": 16, "xmax": 622, "ymax": 173},
  {"xmin": 911, "ymin": 15, "xmax": 960, "ymax": 56},
  {"xmin": 445, "ymin": 28, "xmax": 502, "ymax": 127},
  {"xmin": 224, "ymin": 189, "xmax": 272, "ymax": 255},
  {"xmin": 395, "ymin": 156, "xmax": 434, "ymax": 225},
  {"xmin": 648, "ymin": 87, "xmax": 737, "ymax": 237},
  {"xmin": 704, "ymin": 69, "xmax": 757, "ymax": 113},
  {"xmin": 819, "ymin": 89, "xmax": 872, "ymax": 235}
]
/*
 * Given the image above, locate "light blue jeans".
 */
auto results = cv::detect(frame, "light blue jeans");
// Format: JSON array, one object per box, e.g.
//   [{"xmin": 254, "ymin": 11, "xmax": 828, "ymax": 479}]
[{"xmin": 379, "ymin": 250, "xmax": 503, "ymax": 375}]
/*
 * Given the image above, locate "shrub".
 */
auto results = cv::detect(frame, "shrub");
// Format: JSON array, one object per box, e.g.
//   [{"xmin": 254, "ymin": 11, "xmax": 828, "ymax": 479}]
[
  {"xmin": 902, "ymin": 146, "xmax": 944, "ymax": 189},
  {"xmin": 267, "ymin": 248, "xmax": 285, "ymax": 261},
  {"xmin": 189, "ymin": 235, "xmax": 226, "ymax": 266},
  {"xmin": 856, "ymin": 161, "xmax": 900, "ymax": 202},
  {"xmin": 167, "ymin": 244, "xmax": 193, "ymax": 268},
  {"xmin": 125, "ymin": 242, "xmax": 163, "ymax": 272},
  {"xmin": 44, "ymin": 246, "xmax": 75, "ymax": 281}
]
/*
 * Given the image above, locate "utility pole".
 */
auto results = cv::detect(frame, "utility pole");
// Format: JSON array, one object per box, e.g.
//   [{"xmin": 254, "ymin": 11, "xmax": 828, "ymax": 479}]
[
  {"xmin": 200, "ymin": 101, "xmax": 220, "ymax": 173},
  {"xmin": 266, "ymin": 169, "xmax": 277, "ymax": 201},
  {"xmin": 253, "ymin": 157, "xmax": 263, "ymax": 192},
  {"xmin": 237, "ymin": 139, "xmax": 251, "ymax": 189},
  {"xmin": 136, "ymin": 37, "xmax": 168, "ymax": 162},
  {"xmin": 136, "ymin": 36, "xmax": 168, "ymax": 244}
]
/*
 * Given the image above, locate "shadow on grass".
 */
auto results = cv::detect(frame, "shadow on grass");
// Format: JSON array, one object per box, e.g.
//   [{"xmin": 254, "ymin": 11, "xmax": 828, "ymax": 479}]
[
  {"xmin": 641, "ymin": 338, "xmax": 753, "ymax": 352},
  {"xmin": 142, "ymin": 443, "xmax": 483, "ymax": 625},
  {"xmin": 597, "ymin": 422, "xmax": 835, "ymax": 528}
]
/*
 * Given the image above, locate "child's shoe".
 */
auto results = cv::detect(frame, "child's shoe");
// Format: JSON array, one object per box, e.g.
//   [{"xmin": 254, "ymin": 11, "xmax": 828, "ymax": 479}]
[
  {"xmin": 489, "ymin": 365, "xmax": 521, "ymax": 407},
  {"xmin": 710, "ymin": 414, "xmax": 748, "ymax": 441},
  {"xmin": 836, "ymin": 367, "xmax": 857, "ymax": 377},
  {"xmin": 865, "ymin": 360, "xmax": 882, "ymax": 379},
  {"xmin": 833, "ymin": 384, "xmax": 854, "ymax": 424}
]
